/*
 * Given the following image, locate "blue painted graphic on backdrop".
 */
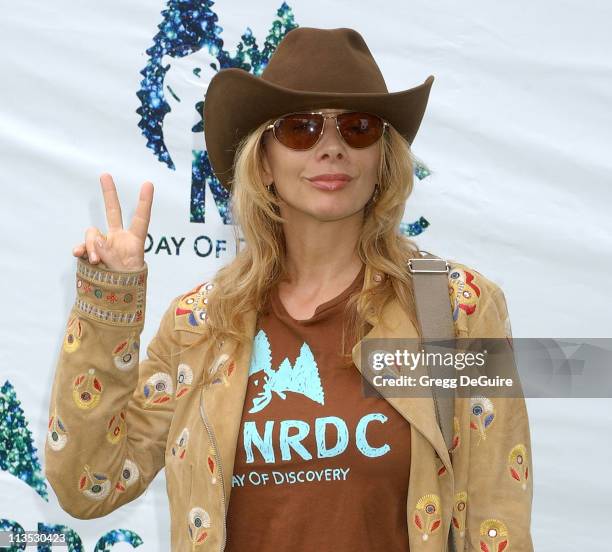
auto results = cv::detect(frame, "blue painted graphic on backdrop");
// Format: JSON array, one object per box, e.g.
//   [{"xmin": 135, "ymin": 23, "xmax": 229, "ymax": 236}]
[
  {"xmin": 0, "ymin": 381, "xmax": 48, "ymax": 500},
  {"xmin": 135, "ymin": 0, "xmax": 431, "ymax": 235},
  {"xmin": 136, "ymin": 0, "xmax": 298, "ymax": 225}
]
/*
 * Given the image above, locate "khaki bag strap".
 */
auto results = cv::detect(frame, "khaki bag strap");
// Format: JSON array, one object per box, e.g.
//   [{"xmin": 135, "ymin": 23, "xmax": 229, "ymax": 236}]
[{"xmin": 408, "ymin": 249, "xmax": 457, "ymax": 552}]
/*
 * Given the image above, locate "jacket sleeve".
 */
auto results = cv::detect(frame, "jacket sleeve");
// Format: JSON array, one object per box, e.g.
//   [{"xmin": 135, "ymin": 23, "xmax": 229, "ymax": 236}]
[
  {"xmin": 45, "ymin": 257, "xmax": 181, "ymax": 519},
  {"xmin": 462, "ymin": 283, "xmax": 535, "ymax": 552}
]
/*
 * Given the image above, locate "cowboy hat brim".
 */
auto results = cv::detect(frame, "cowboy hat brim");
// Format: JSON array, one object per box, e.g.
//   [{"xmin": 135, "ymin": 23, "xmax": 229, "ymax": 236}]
[{"xmin": 203, "ymin": 68, "xmax": 435, "ymax": 190}]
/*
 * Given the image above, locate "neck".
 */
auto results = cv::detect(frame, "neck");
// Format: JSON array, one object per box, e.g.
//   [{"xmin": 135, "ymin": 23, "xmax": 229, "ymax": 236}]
[{"xmin": 280, "ymin": 209, "xmax": 364, "ymax": 287}]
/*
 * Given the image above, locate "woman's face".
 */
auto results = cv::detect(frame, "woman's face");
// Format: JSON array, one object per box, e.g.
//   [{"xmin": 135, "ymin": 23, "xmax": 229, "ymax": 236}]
[{"xmin": 261, "ymin": 108, "xmax": 380, "ymax": 222}]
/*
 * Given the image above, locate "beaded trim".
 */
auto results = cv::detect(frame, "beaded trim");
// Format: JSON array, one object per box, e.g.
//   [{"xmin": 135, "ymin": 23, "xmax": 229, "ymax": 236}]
[
  {"xmin": 77, "ymin": 259, "xmax": 146, "ymax": 287},
  {"xmin": 74, "ymin": 298, "xmax": 144, "ymax": 326},
  {"xmin": 77, "ymin": 280, "xmax": 137, "ymax": 305},
  {"xmin": 74, "ymin": 259, "xmax": 147, "ymax": 327}
]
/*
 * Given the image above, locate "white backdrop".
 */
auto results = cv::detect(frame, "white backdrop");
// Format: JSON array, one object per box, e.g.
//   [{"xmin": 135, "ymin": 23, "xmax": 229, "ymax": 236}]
[{"xmin": 2, "ymin": 0, "xmax": 611, "ymax": 550}]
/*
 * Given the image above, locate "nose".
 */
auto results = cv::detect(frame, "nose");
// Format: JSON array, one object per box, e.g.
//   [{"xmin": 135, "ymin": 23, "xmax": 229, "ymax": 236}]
[{"xmin": 315, "ymin": 115, "xmax": 346, "ymax": 158}]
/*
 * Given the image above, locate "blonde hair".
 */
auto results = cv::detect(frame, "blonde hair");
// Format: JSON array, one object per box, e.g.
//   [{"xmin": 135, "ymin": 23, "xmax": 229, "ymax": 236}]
[{"xmin": 177, "ymin": 118, "xmax": 424, "ymax": 385}]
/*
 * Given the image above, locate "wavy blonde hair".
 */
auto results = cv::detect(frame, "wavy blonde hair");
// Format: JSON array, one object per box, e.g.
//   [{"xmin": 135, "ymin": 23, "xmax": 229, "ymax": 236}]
[{"xmin": 179, "ymin": 117, "xmax": 425, "ymax": 385}]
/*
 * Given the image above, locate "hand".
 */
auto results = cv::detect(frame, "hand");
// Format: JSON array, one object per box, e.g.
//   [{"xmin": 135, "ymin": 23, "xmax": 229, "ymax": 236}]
[{"xmin": 72, "ymin": 173, "xmax": 153, "ymax": 272}]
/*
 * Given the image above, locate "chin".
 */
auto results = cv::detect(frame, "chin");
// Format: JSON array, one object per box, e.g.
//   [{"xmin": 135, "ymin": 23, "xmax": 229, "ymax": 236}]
[
  {"xmin": 283, "ymin": 192, "xmax": 365, "ymax": 221},
  {"xmin": 309, "ymin": 203, "xmax": 362, "ymax": 222}
]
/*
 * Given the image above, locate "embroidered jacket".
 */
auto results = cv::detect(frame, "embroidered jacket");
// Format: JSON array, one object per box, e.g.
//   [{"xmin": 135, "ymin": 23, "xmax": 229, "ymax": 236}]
[{"xmin": 45, "ymin": 256, "xmax": 534, "ymax": 551}]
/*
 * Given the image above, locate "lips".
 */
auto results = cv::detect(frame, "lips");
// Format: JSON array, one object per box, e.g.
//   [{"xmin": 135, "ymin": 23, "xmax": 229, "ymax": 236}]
[
  {"xmin": 308, "ymin": 173, "xmax": 352, "ymax": 181},
  {"xmin": 307, "ymin": 173, "xmax": 352, "ymax": 191}
]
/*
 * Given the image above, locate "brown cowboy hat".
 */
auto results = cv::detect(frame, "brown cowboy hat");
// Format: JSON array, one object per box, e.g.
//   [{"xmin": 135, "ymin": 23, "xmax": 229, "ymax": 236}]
[{"xmin": 203, "ymin": 26, "xmax": 435, "ymax": 190}]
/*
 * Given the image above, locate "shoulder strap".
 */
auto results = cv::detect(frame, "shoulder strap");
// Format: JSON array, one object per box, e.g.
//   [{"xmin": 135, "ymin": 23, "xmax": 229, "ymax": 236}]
[
  {"xmin": 408, "ymin": 249, "xmax": 455, "ymax": 449},
  {"xmin": 408, "ymin": 249, "xmax": 457, "ymax": 552}
]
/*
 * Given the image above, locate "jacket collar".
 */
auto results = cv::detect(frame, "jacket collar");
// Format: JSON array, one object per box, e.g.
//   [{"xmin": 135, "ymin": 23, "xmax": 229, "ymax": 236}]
[{"xmin": 350, "ymin": 296, "xmax": 452, "ymax": 470}]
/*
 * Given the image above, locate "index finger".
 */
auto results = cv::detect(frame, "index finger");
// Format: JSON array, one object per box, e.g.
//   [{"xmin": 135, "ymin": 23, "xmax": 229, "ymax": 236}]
[
  {"xmin": 99, "ymin": 173, "xmax": 124, "ymax": 231},
  {"xmin": 128, "ymin": 181, "xmax": 154, "ymax": 241}
]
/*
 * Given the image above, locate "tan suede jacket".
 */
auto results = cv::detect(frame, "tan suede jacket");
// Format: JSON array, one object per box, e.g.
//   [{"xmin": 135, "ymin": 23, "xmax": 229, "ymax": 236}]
[{"xmin": 45, "ymin": 256, "xmax": 534, "ymax": 551}]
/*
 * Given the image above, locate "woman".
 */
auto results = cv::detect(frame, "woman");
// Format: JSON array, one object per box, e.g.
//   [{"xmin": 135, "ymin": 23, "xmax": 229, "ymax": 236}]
[{"xmin": 45, "ymin": 27, "xmax": 533, "ymax": 551}]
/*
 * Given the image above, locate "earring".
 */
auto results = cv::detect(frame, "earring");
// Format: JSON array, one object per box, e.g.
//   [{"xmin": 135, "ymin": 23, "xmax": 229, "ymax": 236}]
[{"xmin": 371, "ymin": 183, "xmax": 380, "ymax": 203}]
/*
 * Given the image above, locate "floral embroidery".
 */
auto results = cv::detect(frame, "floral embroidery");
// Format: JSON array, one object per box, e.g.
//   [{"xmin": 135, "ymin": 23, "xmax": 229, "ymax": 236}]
[
  {"xmin": 448, "ymin": 267, "xmax": 481, "ymax": 320},
  {"xmin": 77, "ymin": 279, "xmax": 92, "ymax": 293},
  {"xmin": 72, "ymin": 368, "xmax": 103, "ymax": 410},
  {"xmin": 79, "ymin": 285, "xmax": 133, "ymax": 305},
  {"xmin": 209, "ymin": 353, "xmax": 235, "ymax": 386},
  {"xmin": 508, "ymin": 443, "xmax": 529, "ymax": 490},
  {"xmin": 106, "ymin": 409, "xmax": 127, "ymax": 445},
  {"xmin": 176, "ymin": 363, "xmax": 194, "ymax": 398},
  {"xmin": 479, "ymin": 519, "xmax": 509, "ymax": 552},
  {"xmin": 452, "ymin": 491, "xmax": 468, "ymax": 538},
  {"xmin": 142, "ymin": 371, "xmax": 174, "ymax": 406},
  {"xmin": 207, "ymin": 445, "xmax": 218, "ymax": 484},
  {"xmin": 171, "ymin": 427, "xmax": 190, "ymax": 460},
  {"xmin": 434, "ymin": 452, "xmax": 446, "ymax": 477},
  {"xmin": 63, "ymin": 316, "xmax": 83, "ymax": 354},
  {"xmin": 78, "ymin": 464, "xmax": 111, "ymax": 500},
  {"xmin": 47, "ymin": 409, "xmax": 68, "ymax": 451},
  {"xmin": 413, "ymin": 493, "xmax": 442, "ymax": 541},
  {"xmin": 188, "ymin": 506, "xmax": 211, "ymax": 546},
  {"xmin": 470, "ymin": 395, "xmax": 495, "ymax": 445},
  {"xmin": 112, "ymin": 336, "xmax": 140, "ymax": 372},
  {"xmin": 115, "ymin": 458, "xmax": 140, "ymax": 492},
  {"xmin": 208, "ymin": 353, "xmax": 228, "ymax": 376},
  {"xmin": 175, "ymin": 281, "xmax": 214, "ymax": 328},
  {"xmin": 450, "ymin": 416, "xmax": 461, "ymax": 453}
]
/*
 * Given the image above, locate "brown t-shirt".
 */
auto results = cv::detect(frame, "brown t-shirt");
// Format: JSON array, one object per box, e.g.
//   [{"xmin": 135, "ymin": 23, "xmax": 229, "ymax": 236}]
[{"xmin": 225, "ymin": 264, "xmax": 412, "ymax": 551}]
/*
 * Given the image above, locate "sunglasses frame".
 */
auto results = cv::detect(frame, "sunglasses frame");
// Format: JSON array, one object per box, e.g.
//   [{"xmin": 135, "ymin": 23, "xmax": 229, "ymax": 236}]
[{"xmin": 265, "ymin": 110, "xmax": 389, "ymax": 150}]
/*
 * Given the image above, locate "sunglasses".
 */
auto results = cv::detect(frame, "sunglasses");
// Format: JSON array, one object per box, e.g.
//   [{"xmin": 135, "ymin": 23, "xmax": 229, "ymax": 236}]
[{"xmin": 265, "ymin": 111, "xmax": 389, "ymax": 150}]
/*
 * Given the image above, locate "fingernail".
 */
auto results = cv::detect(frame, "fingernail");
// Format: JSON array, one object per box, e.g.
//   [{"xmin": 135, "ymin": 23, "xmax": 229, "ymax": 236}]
[
  {"xmin": 95, "ymin": 237, "xmax": 104, "ymax": 248},
  {"xmin": 91, "ymin": 253, "xmax": 97, "ymax": 262}
]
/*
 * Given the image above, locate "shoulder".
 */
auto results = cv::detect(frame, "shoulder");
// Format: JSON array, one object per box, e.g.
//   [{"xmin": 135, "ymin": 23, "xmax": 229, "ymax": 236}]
[
  {"xmin": 445, "ymin": 258, "xmax": 508, "ymax": 338},
  {"xmin": 172, "ymin": 280, "xmax": 216, "ymax": 332}
]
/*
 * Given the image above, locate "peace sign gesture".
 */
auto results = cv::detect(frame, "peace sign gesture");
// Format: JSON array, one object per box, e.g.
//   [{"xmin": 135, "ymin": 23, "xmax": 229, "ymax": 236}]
[{"xmin": 72, "ymin": 173, "xmax": 153, "ymax": 272}]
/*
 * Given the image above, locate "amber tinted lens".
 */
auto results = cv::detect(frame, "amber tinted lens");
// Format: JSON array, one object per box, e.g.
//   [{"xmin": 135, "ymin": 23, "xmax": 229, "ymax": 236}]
[
  {"xmin": 273, "ymin": 113, "xmax": 324, "ymax": 149},
  {"xmin": 336, "ymin": 112, "xmax": 385, "ymax": 148}
]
